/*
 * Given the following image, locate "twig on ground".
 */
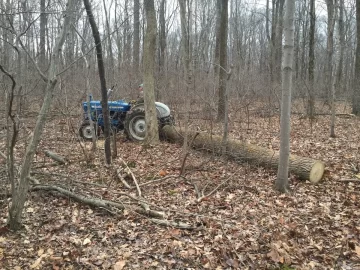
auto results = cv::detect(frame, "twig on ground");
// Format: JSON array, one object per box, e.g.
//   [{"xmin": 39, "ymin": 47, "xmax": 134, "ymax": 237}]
[
  {"xmin": 119, "ymin": 157, "xmax": 141, "ymax": 197},
  {"xmin": 338, "ymin": 179, "xmax": 360, "ymax": 183},
  {"xmin": 150, "ymin": 218, "xmax": 197, "ymax": 230},
  {"xmin": 197, "ymin": 172, "xmax": 237, "ymax": 203},
  {"xmin": 179, "ymin": 132, "xmax": 199, "ymax": 176},
  {"xmin": 136, "ymin": 174, "xmax": 178, "ymax": 188},
  {"xmin": 0, "ymin": 151, "xmax": 6, "ymax": 159},
  {"xmin": 115, "ymin": 168, "xmax": 132, "ymax": 189},
  {"xmin": 179, "ymin": 152, "xmax": 190, "ymax": 176}
]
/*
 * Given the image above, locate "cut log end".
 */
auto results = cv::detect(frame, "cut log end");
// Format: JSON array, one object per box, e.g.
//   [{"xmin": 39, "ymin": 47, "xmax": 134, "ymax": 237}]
[{"xmin": 309, "ymin": 161, "xmax": 325, "ymax": 184}]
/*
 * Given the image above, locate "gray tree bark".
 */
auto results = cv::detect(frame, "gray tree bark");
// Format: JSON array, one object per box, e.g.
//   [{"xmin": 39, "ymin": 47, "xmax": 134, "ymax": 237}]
[
  {"xmin": 325, "ymin": 0, "xmax": 336, "ymax": 100},
  {"xmin": 307, "ymin": 0, "xmax": 316, "ymax": 118},
  {"xmin": 178, "ymin": 0, "xmax": 192, "ymax": 173},
  {"xmin": 133, "ymin": 0, "xmax": 140, "ymax": 72},
  {"xmin": 353, "ymin": 0, "xmax": 360, "ymax": 115},
  {"xmin": 159, "ymin": 0, "xmax": 167, "ymax": 72},
  {"xmin": 216, "ymin": 0, "xmax": 228, "ymax": 123},
  {"xmin": 214, "ymin": 0, "xmax": 222, "ymax": 82},
  {"xmin": 143, "ymin": 0, "xmax": 159, "ymax": 144},
  {"xmin": 331, "ymin": 2, "xmax": 340, "ymax": 138},
  {"xmin": 275, "ymin": 0, "xmax": 296, "ymax": 193},
  {"xmin": 102, "ymin": 0, "xmax": 115, "ymax": 86},
  {"xmin": 39, "ymin": 0, "xmax": 47, "ymax": 70},
  {"xmin": 335, "ymin": 0, "xmax": 345, "ymax": 89}
]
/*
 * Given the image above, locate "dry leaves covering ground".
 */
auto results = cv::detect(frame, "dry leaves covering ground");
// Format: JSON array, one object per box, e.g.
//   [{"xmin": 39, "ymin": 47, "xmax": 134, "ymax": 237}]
[{"xmin": 0, "ymin": 103, "xmax": 360, "ymax": 270}]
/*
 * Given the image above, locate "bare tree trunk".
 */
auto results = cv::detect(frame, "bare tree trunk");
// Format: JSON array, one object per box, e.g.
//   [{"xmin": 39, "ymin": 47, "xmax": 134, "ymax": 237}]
[
  {"xmin": 102, "ymin": 0, "xmax": 114, "ymax": 86},
  {"xmin": 326, "ymin": 0, "xmax": 336, "ymax": 100},
  {"xmin": 331, "ymin": 2, "xmax": 340, "ymax": 138},
  {"xmin": 178, "ymin": 0, "xmax": 192, "ymax": 174},
  {"xmin": 0, "ymin": 65, "xmax": 17, "ymax": 199},
  {"xmin": 270, "ymin": 0, "xmax": 285, "ymax": 84},
  {"xmin": 275, "ymin": 0, "xmax": 295, "ymax": 193},
  {"xmin": 143, "ymin": 0, "xmax": 159, "ymax": 145},
  {"xmin": 39, "ymin": 0, "xmax": 47, "ymax": 70},
  {"xmin": 159, "ymin": 0, "xmax": 167, "ymax": 72},
  {"xmin": 83, "ymin": 0, "xmax": 111, "ymax": 165},
  {"xmin": 216, "ymin": 0, "xmax": 228, "ymax": 122},
  {"xmin": 354, "ymin": 0, "xmax": 360, "ymax": 115},
  {"xmin": 274, "ymin": 0, "xmax": 285, "ymax": 83},
  {"xmin": 214, "ymin": 0, "xmax": 222, "ymax": 81},
  {"xmin": 1, "ymin": 0, "xmax": 11, "ymax": 69},
  {"xmin": 133, "ymin": 0, "xmax": 140, "ymax": 72},
  {"xmin": 7, "ymin": 0, "xmax": 74, "ymax": 231},
  {"xmin": 307, "ymin": 0, "xmax": 316, "ymax": 118},
  {"xmin": 335, "ymin": 0, "xmax": 345, "ymax": 91},
  {"xmin": 157, "ymin": 0, "xmax": 167, "ymax": 100}
]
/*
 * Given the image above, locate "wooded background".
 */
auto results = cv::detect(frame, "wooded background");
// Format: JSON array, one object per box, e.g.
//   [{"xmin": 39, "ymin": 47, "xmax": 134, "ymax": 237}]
[{"xmin": 1, "ymin": 0, "xmax": 359, "ymax": 116}]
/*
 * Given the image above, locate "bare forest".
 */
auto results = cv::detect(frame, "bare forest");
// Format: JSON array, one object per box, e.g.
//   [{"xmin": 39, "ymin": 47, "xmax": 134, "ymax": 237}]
[{"xmin": 1, "ymin": 0, "xmax": 360, "ymax": 269}]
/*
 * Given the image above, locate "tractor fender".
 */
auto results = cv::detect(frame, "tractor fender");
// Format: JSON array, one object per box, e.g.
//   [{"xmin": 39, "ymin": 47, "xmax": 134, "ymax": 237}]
[
  {"xmin": 131, "ymin": 102, "xmax": 171, "ymax": 118},
  {"xmin": 155, "ymin": 102, "xmax": 171, "ymax": 118}
]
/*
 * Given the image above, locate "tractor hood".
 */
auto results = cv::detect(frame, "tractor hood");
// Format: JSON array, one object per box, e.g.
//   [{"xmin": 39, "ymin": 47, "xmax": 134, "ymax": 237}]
[{"xmin": 83, "ymin": 100, "xmax": 131, "ymax": 112}]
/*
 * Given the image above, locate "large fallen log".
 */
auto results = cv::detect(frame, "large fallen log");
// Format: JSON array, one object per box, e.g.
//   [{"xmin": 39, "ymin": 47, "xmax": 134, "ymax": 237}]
[{"xmin": 161, "ymin": 125, "xmax": 325, "ymax": 184}]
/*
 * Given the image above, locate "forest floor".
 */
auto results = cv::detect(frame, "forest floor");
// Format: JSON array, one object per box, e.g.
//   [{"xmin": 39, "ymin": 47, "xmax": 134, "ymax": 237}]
[{"xmin": 0, "ymin": 103, "xmax": 360, "ymax": 270}]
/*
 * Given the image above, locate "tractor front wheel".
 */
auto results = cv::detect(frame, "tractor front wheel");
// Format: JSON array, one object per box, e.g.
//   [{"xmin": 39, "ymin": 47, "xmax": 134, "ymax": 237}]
[
  {"xmin": 124, "ymin": 108, "xmax": 146, "ymax": 141},
  {"xmin": 79, "ymin": 122, "xmax": 98, "ymax": 141}
]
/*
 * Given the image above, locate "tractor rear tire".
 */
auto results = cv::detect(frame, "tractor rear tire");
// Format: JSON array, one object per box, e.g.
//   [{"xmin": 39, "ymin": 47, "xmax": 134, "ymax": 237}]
[{"xmin": 124, "ymin": 108, "xmax": 146, "ymax": 141}]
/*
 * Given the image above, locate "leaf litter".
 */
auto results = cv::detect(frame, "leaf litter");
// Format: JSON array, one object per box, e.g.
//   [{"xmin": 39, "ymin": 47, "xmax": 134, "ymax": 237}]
[{"xmin": 0, "ymin": 109, "xmax": 359, "ymax": 269}]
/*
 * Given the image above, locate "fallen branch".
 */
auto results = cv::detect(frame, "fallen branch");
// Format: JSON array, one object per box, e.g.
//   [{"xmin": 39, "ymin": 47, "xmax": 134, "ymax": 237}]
[
  {"xmin": 31, "ymin": 184, "xmax": 165, "ymax": 218},
  {"xmin": 294, "ymin": 112, "xmax": 356, "ymax": 118},
  {"xmin": 44, "ymin": 150, "xmax": 67, "ymax": 164},
  {"xmin": 150, "ymin": 218, "xmax": 196, "ymax": 230}
]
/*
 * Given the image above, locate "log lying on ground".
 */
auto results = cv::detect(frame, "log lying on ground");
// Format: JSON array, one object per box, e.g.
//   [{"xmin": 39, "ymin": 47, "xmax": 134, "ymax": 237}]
[
  {"xmin": 161, "ymin": 125, "xmax": 325, "ymax": 184},
  {"xmin": 44, "ymin": 150, "xmax": 67, "ymax": 164}
]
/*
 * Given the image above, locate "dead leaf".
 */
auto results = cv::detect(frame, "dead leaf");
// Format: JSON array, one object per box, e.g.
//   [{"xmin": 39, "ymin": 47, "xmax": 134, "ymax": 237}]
[
  {"xmin": 279, "ymin": 216, "xmax": 285, "ymax": 225},
  {"xmin": 159, "ymin": 169, "xmax": 167, "ymax": 176},
  {"xmin": 355, "ymin": 245, "xmax": 360, "ymax": 256},
  {"xmin": 37, "ymin": 248, "xmax": 44, "ymax": 256},
  {"xmin": 30, "ymin": 255, "xmax": 46, "ymax": 269},
  {"xmin": 83, "ymin": 238, "xmax": 91, "ymax": 246},
  {"xmin": 214, "ymin": 234, "xmax": 222, "ymax": 241},
  {"xmin": 97, "ymin": 140, "xmax": 105, "ymax": 149},
  {"xmin": 267, "ymin": 247, "xmax": 282, "ymax": 263},
  {"xmin": 122, "ymin": 251, "xmax": 132, "ymax": 258},
  {"xmin": 72, "ymin": 208, "xmax": 79, "ymax": 223},
  {"xmin": 113, "ymin": 260, "xmax": 126, "ymax": 270},
  {"xmin": 203, "ymin": 262, "xmax": 211, "ymax": 269}
]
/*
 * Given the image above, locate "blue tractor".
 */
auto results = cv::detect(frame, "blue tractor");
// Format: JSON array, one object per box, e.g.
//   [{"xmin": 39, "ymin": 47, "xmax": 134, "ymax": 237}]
[{"xmin": 79, "ymin": 93, "xmax": 174, "ymax": 141}]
